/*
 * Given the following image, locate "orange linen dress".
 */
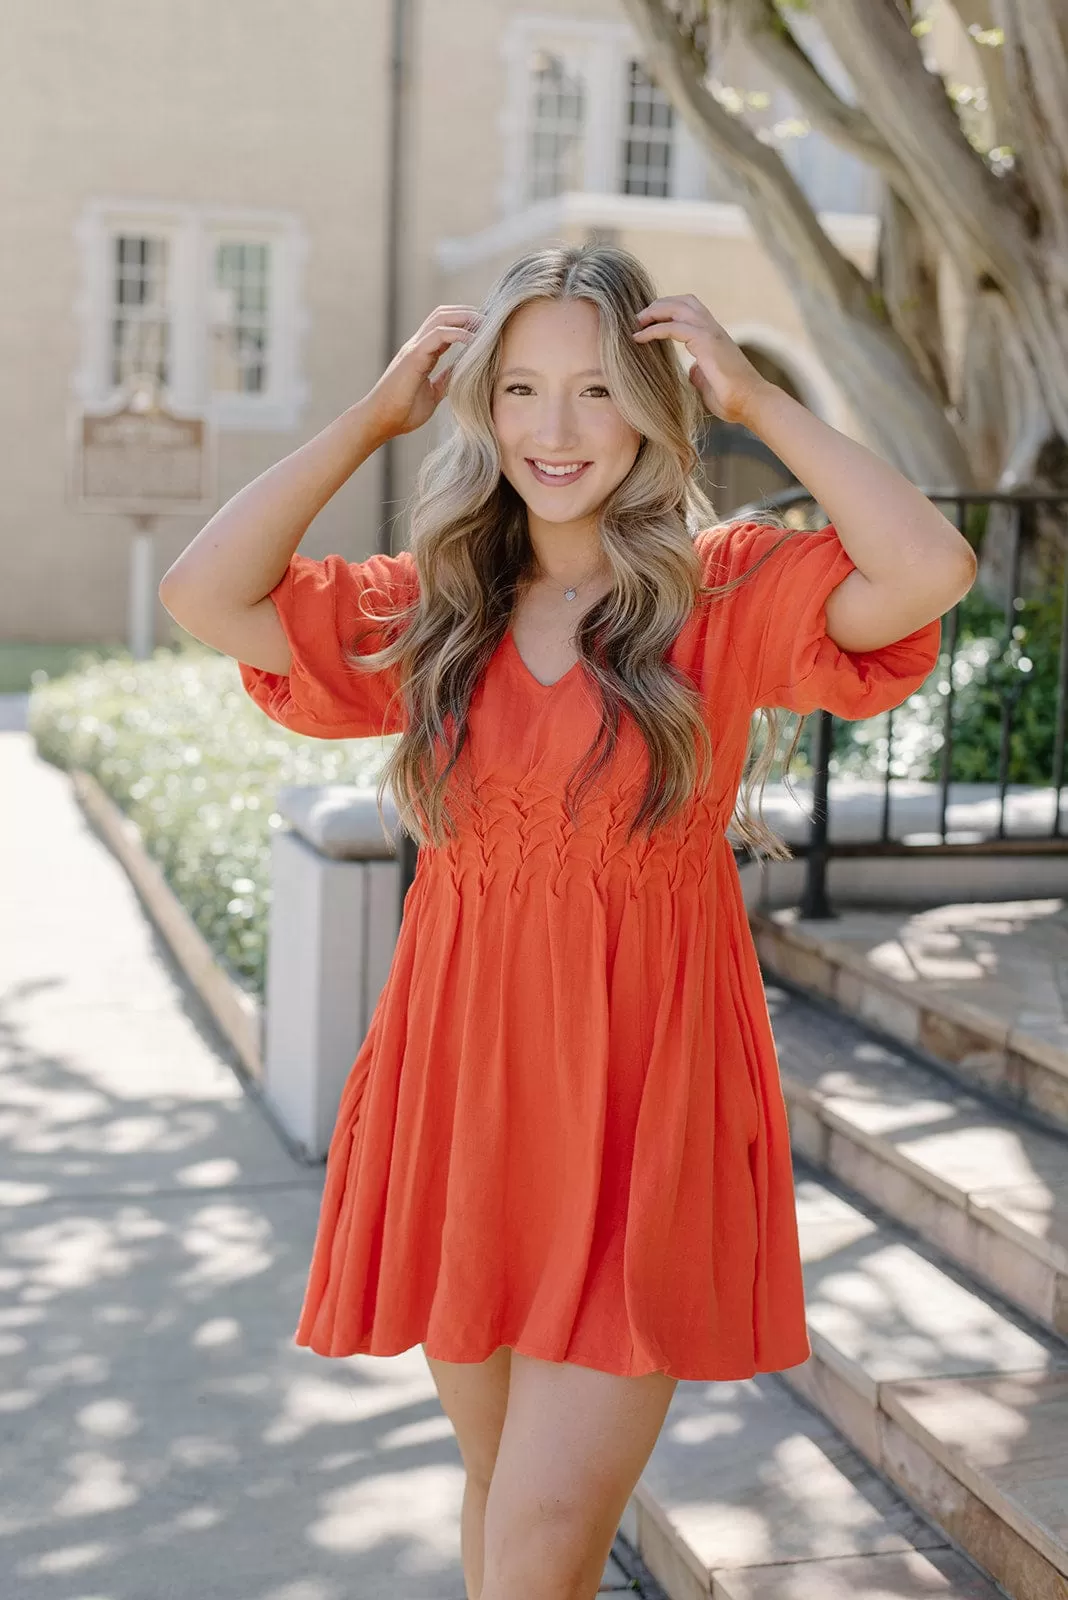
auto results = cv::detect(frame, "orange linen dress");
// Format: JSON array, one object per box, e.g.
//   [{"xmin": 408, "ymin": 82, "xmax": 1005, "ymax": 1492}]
[{"xmin": 239, "ymin": 520, "xmax": 942, "ymax": 1380}]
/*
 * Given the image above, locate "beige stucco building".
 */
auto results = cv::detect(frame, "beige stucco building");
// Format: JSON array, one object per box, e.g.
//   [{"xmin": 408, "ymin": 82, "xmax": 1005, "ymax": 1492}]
[{"xmin": 5, "ymin": 0, "xmax": 905, "ymax": 647}]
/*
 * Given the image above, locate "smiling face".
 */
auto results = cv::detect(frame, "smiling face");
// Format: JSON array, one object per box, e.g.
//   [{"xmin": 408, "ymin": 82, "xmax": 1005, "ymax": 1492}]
[{"xmin": 491, "ymin": 297, "xmax": 643, "ymax": 534}]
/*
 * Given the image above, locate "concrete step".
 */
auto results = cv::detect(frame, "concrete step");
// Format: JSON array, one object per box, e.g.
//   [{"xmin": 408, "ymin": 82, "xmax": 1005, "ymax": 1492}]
[
  {"xmin": 780, "ymin": 1171, "xmax": 1068, "ymax": 1598},
  {"xmin": 626, "ymin": 1352, "xmax": 1001, "ymax": 1600},
  {"xmin": 752, "ymin": 908, "xmax": 1068, "ymax": 1136},
  {"xmin": 765, "ymin": 976, "xmax": 1068, "ymax": 1342}
]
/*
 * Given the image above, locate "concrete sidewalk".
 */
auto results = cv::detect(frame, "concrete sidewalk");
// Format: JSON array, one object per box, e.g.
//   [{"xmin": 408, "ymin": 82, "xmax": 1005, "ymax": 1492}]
[{"xmin": 0, "ymin": 728, "xmax": 490, "ymax": 1600}]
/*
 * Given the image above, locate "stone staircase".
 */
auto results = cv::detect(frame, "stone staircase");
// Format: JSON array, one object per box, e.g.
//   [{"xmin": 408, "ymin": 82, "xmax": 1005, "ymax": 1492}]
[{"xmin": 624, "ymin": 914, "xmax": 1068, "ymax": 1600}]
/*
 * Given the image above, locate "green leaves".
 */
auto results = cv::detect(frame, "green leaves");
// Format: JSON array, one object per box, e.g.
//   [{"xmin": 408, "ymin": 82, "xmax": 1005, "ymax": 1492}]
[
  {"xmin": 828, "ymin": 579, "xmax": 1066, "ymax": 787},
  {"xmin": 28, "ymin": 646, "xmax": 395, "ymax": 998}
]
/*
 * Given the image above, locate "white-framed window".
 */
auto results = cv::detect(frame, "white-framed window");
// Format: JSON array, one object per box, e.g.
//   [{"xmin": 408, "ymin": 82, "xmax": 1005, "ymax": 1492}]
[
  {"xmin": 621, "ymin": 59, "xmax": 675, "ymax": 197},
  {"xmin": 498, "ymin": 14, "xmax": 882, "ymax": 219},
  {"xmin": 527, "ymin": 50, "xmax": 587, "ymax": 202},
  {"xmin": 110, "ymin": 233, "xmax": 173, "ymax": 390},
  {"xmin": 209, "ymin": 239, "xmax": 271, "ymax": 395},
  {"xmin": 75, "ymin": 200, "xmax": 308, "ymax": 430},
  {"xmin": 500, "ymin": 18, "xmax": 699, "ymax": 213}
]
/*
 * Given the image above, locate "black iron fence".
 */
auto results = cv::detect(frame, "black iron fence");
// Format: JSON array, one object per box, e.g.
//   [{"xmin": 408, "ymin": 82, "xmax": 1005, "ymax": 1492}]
[
  {"xmin": 398, "ymin": 489, "xmax": 1068, "ymax": 921},
  {"xmin": 758, "ymin": 488, "xmax": 1068, "ymax": 918}
]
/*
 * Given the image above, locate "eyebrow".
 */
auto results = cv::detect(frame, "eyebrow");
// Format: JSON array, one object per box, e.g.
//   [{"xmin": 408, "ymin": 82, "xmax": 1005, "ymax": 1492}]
[{"xmin": 500, "ymin": 367, "xmax": 606, "ymax": 378}]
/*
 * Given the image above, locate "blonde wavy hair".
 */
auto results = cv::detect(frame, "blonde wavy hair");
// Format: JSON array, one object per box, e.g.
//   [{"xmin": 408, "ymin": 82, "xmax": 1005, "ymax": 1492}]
[{"xmin": 347, "ymin": 243, "xmax": 806, "ymax": 858}]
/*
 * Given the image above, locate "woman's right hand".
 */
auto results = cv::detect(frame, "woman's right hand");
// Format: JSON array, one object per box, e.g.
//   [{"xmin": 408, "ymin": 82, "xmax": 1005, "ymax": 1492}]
[{"xmin": 364, "ymin": 305, "xmax": 482, "ymax": 440}]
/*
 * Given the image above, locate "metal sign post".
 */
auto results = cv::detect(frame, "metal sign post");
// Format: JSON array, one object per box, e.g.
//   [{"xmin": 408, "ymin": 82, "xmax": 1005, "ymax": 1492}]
[
  {"xmin": 68, "ymin": 375, "xmax": 217, "ymax": 659},
  {"xmin": 128, "ymin": 513, "xmax": 158, "ymax": 660}
]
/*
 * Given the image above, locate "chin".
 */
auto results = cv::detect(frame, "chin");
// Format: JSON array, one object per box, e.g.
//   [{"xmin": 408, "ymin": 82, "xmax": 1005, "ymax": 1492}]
[{"xmin": 533, "ymin": 498, "xmax": 603, "ymax": 522}]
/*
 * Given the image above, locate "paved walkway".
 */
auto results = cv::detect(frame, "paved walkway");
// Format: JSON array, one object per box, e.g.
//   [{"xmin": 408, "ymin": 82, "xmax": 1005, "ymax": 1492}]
[{"xmin": 0, "ymin": 729, "xmax": 646, "ymax": 1600}]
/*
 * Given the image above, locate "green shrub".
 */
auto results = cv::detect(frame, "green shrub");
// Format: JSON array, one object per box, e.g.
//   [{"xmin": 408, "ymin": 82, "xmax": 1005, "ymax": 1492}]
[
  {"xmin": 0, "ymin": 642, "xmax": 130, "ymax": 693},
  {"xmin": 829, "ymin": 577, "xmax": 1062, "ymax": 784},
  {"xmin": 29, "ymin": 644, "xmax": 394, "ymax": 999}
]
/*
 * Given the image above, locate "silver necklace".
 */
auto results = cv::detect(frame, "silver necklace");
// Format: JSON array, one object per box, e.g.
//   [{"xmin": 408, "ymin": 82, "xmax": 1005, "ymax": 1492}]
[{"xmin": 548, "ymin": 562, "xmax": 606, "ymax": 603}]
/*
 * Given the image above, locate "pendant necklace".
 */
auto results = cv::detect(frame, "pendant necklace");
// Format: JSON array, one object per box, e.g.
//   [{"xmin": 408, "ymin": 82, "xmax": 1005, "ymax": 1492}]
[{"xmin": 557, "ymin": 560, "xmax": 607, "ymax": 603}]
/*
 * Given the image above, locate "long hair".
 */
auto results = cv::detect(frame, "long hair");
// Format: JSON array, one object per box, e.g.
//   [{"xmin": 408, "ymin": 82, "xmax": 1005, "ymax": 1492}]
[{"xmin": 347, "ymin": 243, "xmax": 805, "ymax": 858}]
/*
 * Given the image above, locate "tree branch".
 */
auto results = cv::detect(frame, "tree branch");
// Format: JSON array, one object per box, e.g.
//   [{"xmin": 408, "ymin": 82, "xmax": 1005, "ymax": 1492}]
[
  {"xmin": 807, "ymin": 0, "xmax": 1068, "ymax": 437},
  {"xmin": 621, "ymin": 0, "xmax": 867, "ymax": 308},
  {"xmin": 805, "ymin": 0, "xmax": 1028, "ymax": 277},
  {"xmin": 874, "ymin": 187, "xmax": 950, "ymax": 404},
  {"xmin": 618, "ymin": 0, "xmax": 974, "ymax": 485},
  {"xmin": 717, "ymin": 0, "xmax": 941, "ymax": 240},
  {"xmin": 943, "ymin": 0, "xmax": 1014, "ymax": 146},
  {"xmin": 995, "ymin": 0, "xmax": 1068, "ymax": 249},
  {"xmin": 726, "ymin": 0, "xmax": 893, "ymax": 168}
]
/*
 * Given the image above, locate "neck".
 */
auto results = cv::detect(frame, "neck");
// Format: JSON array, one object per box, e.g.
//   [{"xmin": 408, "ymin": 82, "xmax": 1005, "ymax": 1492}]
[{"xmin": 525, "ymin": 510, "xmax": 608, "ymax": 588}]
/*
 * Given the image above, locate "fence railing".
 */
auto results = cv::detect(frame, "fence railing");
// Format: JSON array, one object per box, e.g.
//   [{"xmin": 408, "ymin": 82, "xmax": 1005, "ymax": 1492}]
[
  {"xmin": 398, "ymin": 489, "xmax": 1068, "ymax": 922},
  {"xmin": 750, "ymin": 487, "xmax": 1068, "ymax": 918}
]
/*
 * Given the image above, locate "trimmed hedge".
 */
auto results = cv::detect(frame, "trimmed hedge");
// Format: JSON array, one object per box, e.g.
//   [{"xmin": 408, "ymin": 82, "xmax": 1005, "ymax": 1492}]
[{"xmin": 29, "ymin": 645, "xmax": 394, "ymax": 999}]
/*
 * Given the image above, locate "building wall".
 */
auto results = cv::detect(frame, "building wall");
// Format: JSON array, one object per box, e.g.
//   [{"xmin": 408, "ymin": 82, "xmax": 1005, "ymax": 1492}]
[
  {"xmin": 4, "ymin": 0, "xmax": 900, "ymax": 646},
  {"xmin": 2, "ymin": 0, "xmax": 392, "ymax": 644}
]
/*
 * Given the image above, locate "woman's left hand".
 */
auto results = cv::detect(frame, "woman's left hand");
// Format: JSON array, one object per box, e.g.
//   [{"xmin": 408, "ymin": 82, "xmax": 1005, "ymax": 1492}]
[{"xmin": 632, "ymin": 295, "xmax": 768, "ymax": 426}]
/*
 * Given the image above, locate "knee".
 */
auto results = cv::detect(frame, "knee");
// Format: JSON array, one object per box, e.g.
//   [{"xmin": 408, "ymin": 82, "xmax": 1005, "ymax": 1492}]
[{"xmin": 481, "ymin": 1498, "xmax": 600, "ymax": 1600}]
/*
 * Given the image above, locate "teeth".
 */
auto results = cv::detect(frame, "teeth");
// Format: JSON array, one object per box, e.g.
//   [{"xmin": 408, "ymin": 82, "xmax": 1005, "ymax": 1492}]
[{"xmin": 533, "ymin": 460, "xmax": 586, "ymax": 476}]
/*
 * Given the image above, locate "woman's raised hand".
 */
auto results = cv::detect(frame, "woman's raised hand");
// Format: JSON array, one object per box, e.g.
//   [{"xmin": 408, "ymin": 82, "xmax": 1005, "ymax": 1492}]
[
  {"xmin": 631, "ymin": 295, "xmax": 768, "ymax": 427},
  {"xmin": 365, "ymin": 305, "xmax": 483, "ymax": 440}
]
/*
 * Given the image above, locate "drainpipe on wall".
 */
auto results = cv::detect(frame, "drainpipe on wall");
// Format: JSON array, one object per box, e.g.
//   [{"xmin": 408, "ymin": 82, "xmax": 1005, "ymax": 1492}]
[
  {"xmin": 382, "ymin": 0, "xmax": 421, "ymax": 904},
  {"xmin": 379, "ymin": 0, "xmax": 413, "ymax": 556}
]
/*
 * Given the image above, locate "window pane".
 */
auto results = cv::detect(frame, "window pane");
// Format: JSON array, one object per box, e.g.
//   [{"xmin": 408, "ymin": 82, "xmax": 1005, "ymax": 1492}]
[
  {"xmin": 211, "ymin": 239, "xmax": 272, "ymax": 395},
  {"xmin": 526, "ymin": 51, "xmax": 585, "ymax": 203},
  {"xmin": 621, "ymin": 60, "xmax": 674, "ymax": 198},
  {"xmin": 110, "ymin": 234, "xmax": 170, "ymax": 388}
]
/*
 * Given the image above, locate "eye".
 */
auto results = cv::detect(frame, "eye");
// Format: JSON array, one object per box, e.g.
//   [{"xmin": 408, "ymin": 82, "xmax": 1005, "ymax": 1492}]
[{"xmin": 502, "ymin": 383, "xmax": 611, "ymax": 397}]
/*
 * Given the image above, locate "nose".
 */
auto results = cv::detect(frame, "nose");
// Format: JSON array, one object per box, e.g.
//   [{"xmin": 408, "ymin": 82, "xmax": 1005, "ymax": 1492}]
[{"xmin": 532, "ymin": 394, "xmax": 581, "ymax": 452}]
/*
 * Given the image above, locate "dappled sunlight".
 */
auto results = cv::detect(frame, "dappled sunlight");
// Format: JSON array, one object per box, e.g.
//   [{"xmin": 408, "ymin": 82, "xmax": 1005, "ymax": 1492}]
[
  {"xmin": 20, "ymin": 1538, "xmax": 114, "ymax": 1579},
  {"xmin": 263, "ymin": 1374, "xmax": 384, "ymax": 1447},
  {"xmin": 801, "ymin": 901, "xmax": 1068, "ymax": 1042},
  {"xmin": 178, "ymin": 1201, "xmax": 276, "ymax": 1288},
  {"xmin": 307, "ymin": 1462, "xmax": 463, "ymax": 1562},
  {"xmin": 651, "ymin": 1373, "xmax": 937, "ymax": 1573},
  {"xmin": 0, "ymin": 931, "xmax": 471, "ymax": 1600},
  {"xmin": 777, "ymin": 996, "xmax": 1066, "ymax": 1202},
  {"xmin": 803, "ymin": 1231, "xmax": 1056, "ymax": 1380},
  {"xmin": 54, "ymin": 1451, "xmax": 140, "ymax": 1517}
]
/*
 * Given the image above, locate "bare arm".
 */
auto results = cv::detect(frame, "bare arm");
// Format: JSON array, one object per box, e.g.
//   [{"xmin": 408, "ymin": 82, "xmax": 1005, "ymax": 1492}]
[
  {"xmin": 158, "ymin": 304, "xmax": 482, "ymax": 674},
  {"xmin": 158, "ymin": 400, "xmax": 387, "ymax": 674},
  {"xmin": 633, "ymin": 294, "xmax": 977, "ymax": 653},
  {"xmin": 739, "ymin": 382, "xmax": 976, "ymax": 653}
]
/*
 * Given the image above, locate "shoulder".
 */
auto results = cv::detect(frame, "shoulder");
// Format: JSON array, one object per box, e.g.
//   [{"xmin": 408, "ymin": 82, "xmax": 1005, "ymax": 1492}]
[
  {"xmin": 693, "ymin": 515, "xmax": 850, "ymax": 592},
  {"xmin": 284, "ymin": 546, "xmax": 418, "ymax": 615},
  {"xmin": 692, "ymin": 519, "xmax": 817, "ymax": 590}
]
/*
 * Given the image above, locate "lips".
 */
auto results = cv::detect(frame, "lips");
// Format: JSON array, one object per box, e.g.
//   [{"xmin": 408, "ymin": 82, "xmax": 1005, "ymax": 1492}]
[{"xmin": 526, "ymin": 459, "xmax": 593, "ymax": 487}]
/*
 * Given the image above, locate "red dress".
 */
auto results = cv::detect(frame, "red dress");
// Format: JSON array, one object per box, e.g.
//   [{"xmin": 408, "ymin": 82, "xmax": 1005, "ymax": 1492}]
[{"xmin": 238, "ymin": 521, "xmax": 941, "ymax": 1379}]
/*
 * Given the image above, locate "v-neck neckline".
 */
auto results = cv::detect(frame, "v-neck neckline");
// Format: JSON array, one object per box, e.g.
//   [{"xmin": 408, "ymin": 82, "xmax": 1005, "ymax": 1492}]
[{"xmin": 503, "ymin": 628, "xmax": 583, "ymax": 691}]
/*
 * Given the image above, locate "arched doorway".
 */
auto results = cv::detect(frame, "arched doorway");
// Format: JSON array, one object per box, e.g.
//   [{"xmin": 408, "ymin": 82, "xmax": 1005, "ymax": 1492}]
[{"xmin": 697, "ymin": 347, "xmax": 805, "ymax": 516}]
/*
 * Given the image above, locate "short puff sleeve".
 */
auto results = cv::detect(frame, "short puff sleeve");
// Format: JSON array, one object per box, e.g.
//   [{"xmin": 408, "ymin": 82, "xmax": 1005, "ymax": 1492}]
[
  {"xmin": 699, "ymin": 521, "xmax": 942, "ymax": 721},
  {"xmin": 237, "ymin": 548, "xmax": 417, "ymax": 739}
]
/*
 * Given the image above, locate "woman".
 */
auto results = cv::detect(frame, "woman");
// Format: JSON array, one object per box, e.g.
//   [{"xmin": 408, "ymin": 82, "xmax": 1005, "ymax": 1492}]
[{"xmin": 159, "ymin": 244, "xmax": 975, "ymax": 1600}]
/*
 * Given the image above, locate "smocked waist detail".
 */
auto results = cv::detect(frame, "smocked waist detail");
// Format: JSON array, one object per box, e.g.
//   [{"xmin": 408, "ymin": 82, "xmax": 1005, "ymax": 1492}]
[{"xmin": 422, "ymin": 782, "xmax": 732, "ymax": 897}]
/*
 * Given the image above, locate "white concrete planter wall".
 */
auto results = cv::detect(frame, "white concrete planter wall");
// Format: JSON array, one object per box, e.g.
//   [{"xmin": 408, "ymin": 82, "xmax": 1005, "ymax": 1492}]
[{"xmin": 264, "ymin": 785, "xmax": 403, "ymax": 1161}]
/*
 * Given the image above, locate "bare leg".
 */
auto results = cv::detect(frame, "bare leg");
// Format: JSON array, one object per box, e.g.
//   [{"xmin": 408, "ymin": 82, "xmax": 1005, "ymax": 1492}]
[
  {"xmin": 479, "ymin": 1350, "xmax": 678, "ymax": 1600},
  {"xmin": 423, "ymin": 1344, "xmax": 513, "ymax": 1600},
  {"xmin": 460, "ymin": 1475, "xmax": 491, "ymax": 1599}
]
